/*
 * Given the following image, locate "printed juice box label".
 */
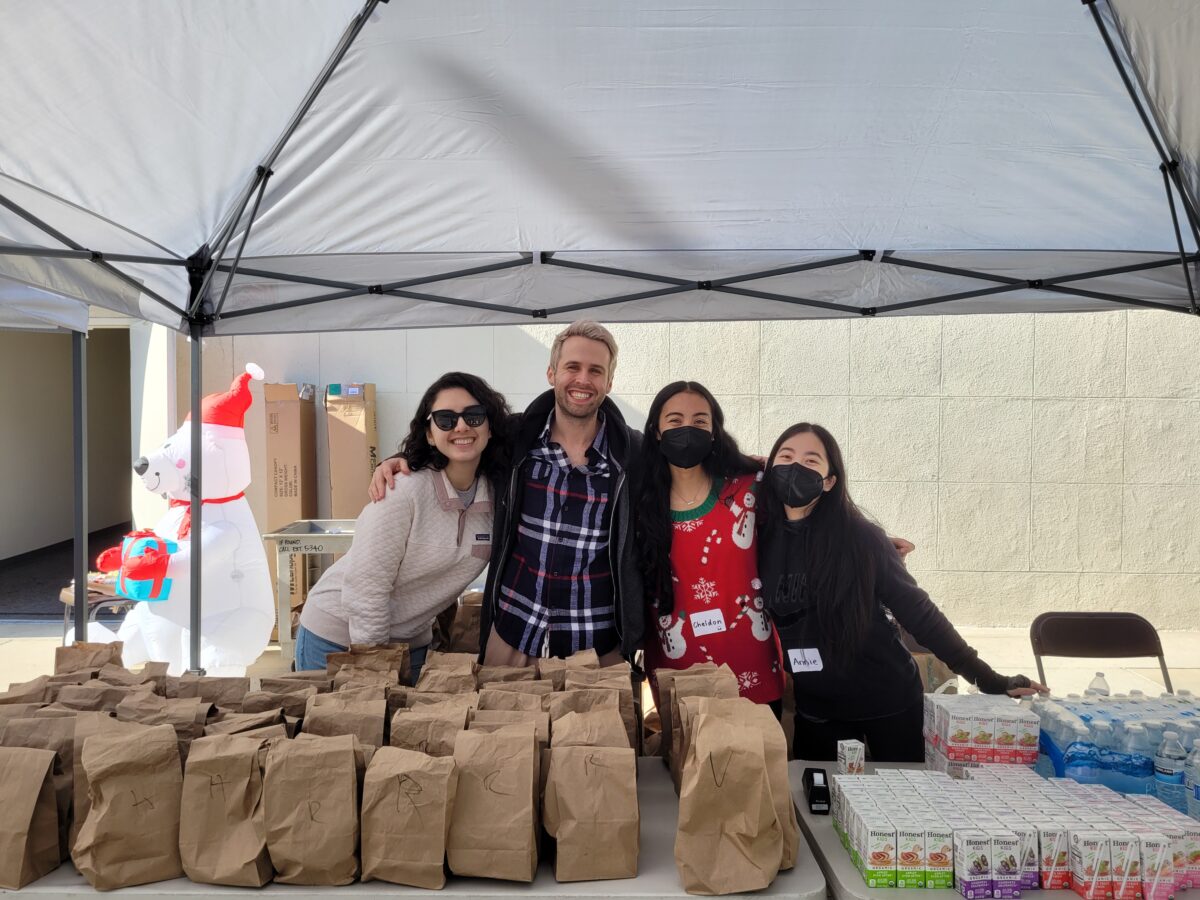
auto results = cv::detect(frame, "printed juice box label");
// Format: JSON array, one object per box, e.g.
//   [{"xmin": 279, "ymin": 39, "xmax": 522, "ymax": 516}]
[
  {"xmin": 1069, "ymin": 831, "xmax": 1111, "ymax": 900},
  {"xmin": 1179, "ymin": 820, "xmax": 1200, "ymax": 888},
  {"xmin": 1138, "ymin": 834, "xmax": 1174, "ymax": 900},
  {"xmin": 993, "ymin": 711, "xmax": 1022, "ymax": 765},
  {"xmin": 1158, "ymin": 825, "xmax": 1187, "ymax": 891},
  {"xmin": 1104, "ymin": 832, "xmax": 1141, "ymax": 900},
  {"xmin": 945, "ymin": 710, "xmax": 976, "ymax": 761},
  {"xmin": 991, "ymin": 832, "xmax": 1023, "ymax": 899},
  {"xmin": 837, "ymin": 738, "xmax": 866, "ymax": 775},
  {"xmin": 861, "ymin": 820, "xmax": 897, "ymax": 888},
  {"xmin": 1016, "ymin": 710, "xmax": 1041, "ymax": 764},
  {"xmin": 896, "ymin": 823, "xmax": 926, "ymax": 889},
  {"xmin": 926, "ymin": 824, "xmax": 954, "ymax": 890},
  {"xmin": 1002, "ymin": 822, "xmax": 1039, "ymax": 891},
  {"xmin": 970, "ymin": 714, "xmax": 996, "ymax": 763},
  {"xmin": 955, "ymin": 831, "xmax": 992, "ymax": 900},
  {"xmin": 1036, "ymin": 823, "xmax": 1071, "ymax": 890}
]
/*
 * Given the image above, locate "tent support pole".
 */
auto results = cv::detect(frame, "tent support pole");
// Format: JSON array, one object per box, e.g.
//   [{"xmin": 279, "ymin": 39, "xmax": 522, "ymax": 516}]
[
  {"xmin": 1088, "ymin": 1, "xmax": 1200, "ymax": 246},
  {"xmin": 184, "ymin": 248, "xmax": 210, "ymax": 675},
  {"xmin": 212, "ymin": 167, "xmax": 274, "ymax": 319},
  {"xmin": 0, "ymin": 245, "xmax": 186, "ymax": 267},
  {"xmin": 0, "ymin": 192, "xmax": 186, "ymax": 318},
  {"xmin": 72, "ymin": 330, "xmax": 88, "ymax": 643},
  {"xmin": 1160, "ymin": 165, "xmax": 1199, "ymax": 315}
]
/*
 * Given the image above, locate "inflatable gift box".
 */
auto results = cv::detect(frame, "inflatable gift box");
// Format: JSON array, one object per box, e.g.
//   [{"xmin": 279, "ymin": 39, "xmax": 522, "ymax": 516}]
[{"xmin": 115, "ymin": 531, "xmax": 178, "ymax": 601}]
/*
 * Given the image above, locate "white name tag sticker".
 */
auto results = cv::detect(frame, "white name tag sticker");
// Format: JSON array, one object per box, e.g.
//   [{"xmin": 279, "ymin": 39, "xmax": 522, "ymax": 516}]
[
  {"xmin": 689, "ymin": 609, "xmax": 726, "ymax": 637},
  {"xmin": 788, "ymin": 647, "xmax": 824, "ymax": 673}
]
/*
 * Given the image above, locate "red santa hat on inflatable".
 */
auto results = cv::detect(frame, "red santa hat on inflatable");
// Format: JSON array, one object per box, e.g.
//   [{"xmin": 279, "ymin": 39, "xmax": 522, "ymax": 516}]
[{"xmin": 186, "ymin": 363, "xmax": 265, "ymax": 430}]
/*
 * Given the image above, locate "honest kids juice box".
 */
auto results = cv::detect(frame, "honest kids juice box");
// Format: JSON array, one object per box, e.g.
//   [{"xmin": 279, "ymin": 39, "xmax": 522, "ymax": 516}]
[
  {"xmin": 1069, "ymin": 831, "xmax": 1111, "ymax": 900},
  {"xmin": 991, "ymin": 831, "xmax": 1023, "ymax": 899},
  {"xmin": 969, "ymin": 712, "xmax": 996, "ymax": 764},
  {"xmin": 1000, "ymin": 821, "xmax": 1039, "ymax": 891},
  {"xmin": 1016, "ymin": 709, "xmax": 1041, "ymax": 765},
  {"xmin": 1034, "ymin": 822, "xmax": 1071, "ymax": 890},
  {"xmin": 955, "ymin": 831, "xmax": 992, "ymax": 900},
  {"xmin": 838, "ymin": 739, "xmax": 866, "ymax": 775},
  {"xmin": 926, "ymin": 822, "xmax": 955, "ymax": 890},
  {"xmin": 1104, "ymin": 831, "xmax": 1141, "ymax": 900},
  {"xmin": 896, "ymin": 821, "xmax": 926, "ymax": 889},
  {"xmin": 945, "ymin": 708, "xmax": 976, "ymax": 762},
  {"xmin": 1138, "ymin": 833, "xmax": 1175, "ymax": 900},
  {"xmin": 992, "ymin": 710, "xmax": 1023, "ymax": 765},
  {"xmin": 859, "ymin": 818, "xmax": 898, "ymax": 888}
]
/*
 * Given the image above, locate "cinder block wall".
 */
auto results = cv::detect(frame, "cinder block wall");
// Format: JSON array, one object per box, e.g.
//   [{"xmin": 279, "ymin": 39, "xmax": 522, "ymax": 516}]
[{"xmin": 166, "ymin": 309, "xmax": 1199, "ymax": 629}]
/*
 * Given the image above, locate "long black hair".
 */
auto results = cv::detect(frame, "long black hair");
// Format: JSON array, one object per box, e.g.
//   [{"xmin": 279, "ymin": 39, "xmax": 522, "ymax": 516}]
[
  {"xmin": 759, "ymin": 422, "xmax": 876, "ymax": 662},
  {"xmin": 634, "ymin": 381, "xmax": 760, "ymax": 616},
  {"xmin": 399, "ymin": 372, "xmax": 512, "ymax": 490}
]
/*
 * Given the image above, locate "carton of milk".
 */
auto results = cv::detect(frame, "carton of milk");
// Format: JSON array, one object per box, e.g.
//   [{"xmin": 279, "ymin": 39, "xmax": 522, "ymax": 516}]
[
  {"xmin": 991, "ymin": 831, "xmax": 1023, "ymax": 899},
  {"xmin": 1069, "ymin": 830, "xmax": 1111, "ymax": 900},
  {"xmin": 1137, "ymin": 833, "xmax": 1174, "ymax": 900},
  {"xmin": 838, "ymin": 739, "xmax": 866, "ymax": 776},
  {"xmin": 955, "ymin": 831, "xmax": 992, "ymax": 900}
]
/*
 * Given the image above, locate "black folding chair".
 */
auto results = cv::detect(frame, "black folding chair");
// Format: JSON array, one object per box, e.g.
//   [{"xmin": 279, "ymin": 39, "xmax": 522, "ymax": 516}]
[{"xmin": 1029, "ymin": 611, "xmax": 1173, "ymax": 693}]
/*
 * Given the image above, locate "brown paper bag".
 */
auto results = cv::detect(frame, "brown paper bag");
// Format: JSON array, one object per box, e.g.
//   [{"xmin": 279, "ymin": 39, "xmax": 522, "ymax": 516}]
[
  {"xmin": 565, "ymin": 670, "xmax": 638, "ymax": 749},
  {"xmin": 675, "ymin": 714, "xmax": 782, "ymax": 895},
  {"xmin": 302, "ymin": 695, "xmax": 386, "ymax": 746},
  {"xmin": 551, "ymin": 709, "xmax": 629, "ymax": 749},
  {"xmin": 326, "ymin": 682, "xmax": 387, "ymax": 703},
  {"xmin": 544, "ymin": 745, "xmax": 639, "ymax": 881},
  {"xmin": 668, "ymin": 667, "xmax": 739, "ymax": 786},
  {"xmin": 361, "ymin": 746, "xmax": 458, "ymax": 888},
  {"xmin": 545, "ymin": 687, "xmax": 623, "ymax": 746},
  {"xmin": 446, "ymin": 595, "xmax": 483, "ymax": 654},
  {"xmin": 408, "ymin": 690, "xmax": 479, "ymax": 711},
  {"xmin": 478, "ymin": 688, "xmax": 544, "ymax": 712},
  {"xmin": 0, "ymin": 747, "xmax": 60, "ymax": 889},
  {"xmin": 390, "ymin": 708, "xmax": 465, "ymax": 757},
  {"xmin": 0, "ymin": 676, "xmax": 54, "ymax": 705},
  {"xmin": 179, "ymin": 734, "xmax": 273, "ymax": 886},
  {"xmin": 73, "ymin": 723, "xmax": 184, "ymax": 890},
  {"xmin": 476, "ymin": 665, "xmax": 537, "ymax": 686},
  {"xmin": 204, "ymin": 708, "xmax": 285, "ymax": 736},
  {"xmin": 423, "ymin": 649, "xmax": 479, "ymax": 674},
  {"xmin": 178, "ymin": 674, "xmax": 250, "ymax": 707},
  {"xmin": 535, "ymin": 656, "xmax": 568, "ymax": 690},
  {"xmin": 260, "ymin": 672, "xmax": 332, "ymax": 694},
  {"xmin": 236, "ymin": 723, "xmax": 289, "ymax": 741},
  {"xmin": 565, "ymin": 648, "xmax": 601, "ymax": 669},
  {"xmin": 48, "ymin": 669, "xmax": 97, "ymax": 686},
  {"xmin": 0, "ymin": 703, "xmax": 45, "ymax": 728},
  {"xmin": 326, "ymin": 643, "xmax": 410, "ymax": 686},
  {"xmin": 332, "ymin": 664, "xmax": 398, "ymax": 689},
  {"xmin": 242, "ymin": 686, "xmax": 315, "ymax": 718},
  {"xmin": 654, "ymin": 663, "xmax": 717, "ymax": 760},
  {"xmin": 32, "ymin": 704, "xmax": 79, "ymax": 718},
  {"xmin": 0, "ymin": 716, "xmax": 74, "ymax": 861},
  {"xmin": 263, "ymin": 733, "xmax": 359, "ymax": 885},
  {"xmin": 469, "ymin": 708, "xmax": 551, "ymax": 748},
  {"xmin": 116, "ymin": 692, "xmax": 209, "ymax": 739},
  {"xmin": 415, "ymin": 667, "xmax": 476, "ymax": 694},
  {"xmin": 55, "ymin": 641, "xmax": 123, "ymax": 674},
  {"xmin": 95, "ymin": 664, "xmax": 149, "ymax": 688},
  {"xmin": 687, "ymin": 697, "xmax": 800, "ymax": 870},
  {"xmin": 69, "ymin": 713, "xmax": 149, "ymax": 846},
  {"xmin": 482, "ymin": 679, "xmax": 553, "ymax": 697},
  {"xmin": 57, "ymin": 680, "xmax": 155, "ymax": 712},
  {"xmin": 447, "ymin": 726, "xmax": 538, "ymax": 882}
]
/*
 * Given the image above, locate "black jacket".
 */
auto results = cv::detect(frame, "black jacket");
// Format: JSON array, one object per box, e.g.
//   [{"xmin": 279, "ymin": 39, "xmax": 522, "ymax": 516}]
[
  {"xmin": 760, "ymin": 514, "xmax": 1011, "ymax": 720},
  {"xmin": 479, "ymin": 390, "xmax": 645, "ymax": 660}
]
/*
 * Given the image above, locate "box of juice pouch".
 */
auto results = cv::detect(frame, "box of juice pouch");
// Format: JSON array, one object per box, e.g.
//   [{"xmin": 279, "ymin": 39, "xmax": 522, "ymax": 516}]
[
  {"xmin": 991, "ymin": 831, "xmax": 1023, "ymax": 899},
  {"xmin": 1157, "ymin": 823, "xmax": 1187, "ymax": 892},
  {"xmin": 860, "ymin": 817, "xmax": 898, "ymax": 888},
  {"xmin": 955, "ymin": 831, "xmax": 992, "ymax": 900},
  {"xmin": 896, "ymin": 821, "xmax": 926, "ymax": 889},
  {"xmin": 1034, "ymin": 822, "xmax": 1071, "ymax": 890},
  {"xmin": 1104, "ymin": 831, "xmax": 1141, "ymax": 900},
  {"xmin": 926, "ymin": 822, "xmax": 955, "ymax": 890},
  {"xmin": 1137, "ymin": 833, "xmax": 1174, "ymax": 900},
  {"xmin": 1069, "ymin": 831, "xmax": 1111, "ymax": 900}
]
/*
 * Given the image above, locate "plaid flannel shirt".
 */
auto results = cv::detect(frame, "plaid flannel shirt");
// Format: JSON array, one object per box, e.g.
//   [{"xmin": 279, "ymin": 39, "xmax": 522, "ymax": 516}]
[{"xmin": 493, "ymin": 411, "xmax": 617, "ymax": 657}]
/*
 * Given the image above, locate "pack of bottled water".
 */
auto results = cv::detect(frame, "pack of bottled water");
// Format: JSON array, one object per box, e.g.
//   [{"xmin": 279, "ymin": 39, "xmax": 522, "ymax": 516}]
[{"xmin": 1033, "ymin": 673, "xmax": 1200, "ymax": 820}]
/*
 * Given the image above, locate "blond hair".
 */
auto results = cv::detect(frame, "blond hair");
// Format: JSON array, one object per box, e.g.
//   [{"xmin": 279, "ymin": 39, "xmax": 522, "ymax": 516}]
[{"xmin": 548, "ymin": 320, "xmax": 618, "ymax": 377}]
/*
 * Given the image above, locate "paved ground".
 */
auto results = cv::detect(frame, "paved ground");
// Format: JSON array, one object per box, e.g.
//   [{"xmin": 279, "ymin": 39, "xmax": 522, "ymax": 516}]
[
  {"xmin": 2, "ymin": 622, "xmax": 1197, "ymax": 696},
  {"xmin": 0, "ymin": 523, "xmax": 130, "ymax": 617}
]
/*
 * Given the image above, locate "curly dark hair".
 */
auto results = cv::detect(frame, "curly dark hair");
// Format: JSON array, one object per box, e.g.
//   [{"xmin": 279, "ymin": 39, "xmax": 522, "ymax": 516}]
[
  {"xmin": 634, "ymin": 381, "xmax": 759, "ymax": 616},
  {"xmin": 399, "ymin": 372, "xmax": 512, "ymax": 488}
]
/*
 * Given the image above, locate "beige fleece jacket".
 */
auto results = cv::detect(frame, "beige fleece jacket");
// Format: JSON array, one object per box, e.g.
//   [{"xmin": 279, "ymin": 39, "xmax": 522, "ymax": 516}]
[{"xmin": 299, "ymin": 468, "xmax": 493, "ymax": 648}]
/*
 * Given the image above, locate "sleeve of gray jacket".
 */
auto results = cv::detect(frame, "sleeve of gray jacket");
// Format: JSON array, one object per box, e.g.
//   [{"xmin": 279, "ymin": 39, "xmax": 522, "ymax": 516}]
[{"xmin": 342, "ymin": 481, "xmax": 415, "ymax": 646}]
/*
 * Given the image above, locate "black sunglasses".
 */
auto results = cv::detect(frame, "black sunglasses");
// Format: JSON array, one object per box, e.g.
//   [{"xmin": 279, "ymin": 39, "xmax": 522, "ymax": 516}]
[{"xmin": 428, "ymin": 405, "xmax": 487, "ymax": 431}]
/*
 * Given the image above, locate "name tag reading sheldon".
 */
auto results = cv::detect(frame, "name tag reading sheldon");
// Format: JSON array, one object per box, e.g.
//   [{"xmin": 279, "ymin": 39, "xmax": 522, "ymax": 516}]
[
  {"xmin": 689, "ymin": 609, "xmax": 726, "ymax": 637},
  {"xmin": 788, "ymin": 648, "xmax": 824, "ymax": 673}
]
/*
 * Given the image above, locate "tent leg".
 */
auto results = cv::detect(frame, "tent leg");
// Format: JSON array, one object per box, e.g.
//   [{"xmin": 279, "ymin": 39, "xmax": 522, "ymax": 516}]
[
  {"xmin": 72, "ymin": 330, "xmax": 88, "ymax": 643},
  {"xmin": 187, "ymin": 320, "xmax": 204, "ymax": 674}
]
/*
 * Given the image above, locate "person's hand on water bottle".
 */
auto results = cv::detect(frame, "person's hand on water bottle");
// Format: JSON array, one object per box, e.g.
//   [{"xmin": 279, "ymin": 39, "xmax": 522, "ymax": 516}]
[{"xmin": 368, "ymin": 457, "xmax": 411, "ymax": 502}]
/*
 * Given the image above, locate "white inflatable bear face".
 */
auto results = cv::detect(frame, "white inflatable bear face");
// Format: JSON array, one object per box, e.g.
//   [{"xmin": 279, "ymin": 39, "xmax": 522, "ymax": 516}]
[{"xmin": 136, "ymin": 421, "xmax": 252, "ymax": 501}]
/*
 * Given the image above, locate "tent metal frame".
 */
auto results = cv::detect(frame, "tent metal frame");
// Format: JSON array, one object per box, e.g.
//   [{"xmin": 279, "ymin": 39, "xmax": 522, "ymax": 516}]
[{"xmin": 2, "ymin": 0, "xmax": 1198, "ymax": 671}]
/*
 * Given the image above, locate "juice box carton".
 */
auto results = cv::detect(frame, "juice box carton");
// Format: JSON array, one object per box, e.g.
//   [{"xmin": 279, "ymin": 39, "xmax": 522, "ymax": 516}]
[
  {"xmin": 1157, "ymin": 823, "xmax": 1187, "ymax": 892},
  {"xmin": 992, "ymin": 710, "xmax": 1023, "ymax": 765},
  {"xmin": 955, "ymin": 831, "xmax": 993, "ymax": 900},
  {"xmin": 1034, "ymin": 822, "xmax": 1071, "ymax": 890},
  {"xmin": 1138, "ymin": 833, "xmax": 1175, "ymax": 900},
  {"xmin": 896, "ymin": 821, "xmax": 927, "ymax": 889},
  {"xmin": 926, "ymin": 822, "xmax": 955, "ymax": 890},
  {"xmin": 1069, "ymin": 831, "xmax": 1111, "ymax": 900},
  {"xmin": 991, "ymin": 831, "xmax": 1023, "ymax": 899},
  {"xmin": 1178, "ymin": 818, "xmax": 1200, "ymax": 889},
  {"xmin": 1103, "ymin": 831, "xmax": 1141, "ymax": 900},
  {"xmin": 945, "ymin": 708, "xmax": 977, "ymax": 762},
  {"xmin": 1000, "ymin": 820, "xmax": 1039, "ymax": 891},
  {"xmin": 837, "ymin": 738, "xmax": 866, "ymax": 775},
  {"xmin": 969, "ymin": 713, "xmax": 996, "ymax": 764},
  {"xmin": 860, "ymin": 817, "xmax": 898, "ymax": 888}
]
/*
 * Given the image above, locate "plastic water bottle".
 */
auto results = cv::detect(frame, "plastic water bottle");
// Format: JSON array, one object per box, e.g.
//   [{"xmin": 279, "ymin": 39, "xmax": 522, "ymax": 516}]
[
  {"xmin": 1154, "ymin": 730, "xmax": 1188, "ymax": 812},
  {"xmin": 1186, "ymin": 737, "xmax": 1200, "ymax": 821},
  {"xmin": 1087, "ymin": 672, "xmax": 1111, "ymax": 696}
]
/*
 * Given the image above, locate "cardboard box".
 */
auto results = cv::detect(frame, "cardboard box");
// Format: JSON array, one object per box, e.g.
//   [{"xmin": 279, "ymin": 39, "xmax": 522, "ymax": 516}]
[
  {"xmin": 324, "ymin": 382, "xmax": 379, "ymax": 520},
  {"xmin": 264, "ymin": 383, "xmax": 317, "ymax": 639}
]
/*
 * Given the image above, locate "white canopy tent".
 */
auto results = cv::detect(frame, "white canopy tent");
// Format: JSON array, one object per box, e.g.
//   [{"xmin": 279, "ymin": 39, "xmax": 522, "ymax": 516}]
[{"xmin": 2, "ymin": 0, "xmax": 1197, "ymax": 669}]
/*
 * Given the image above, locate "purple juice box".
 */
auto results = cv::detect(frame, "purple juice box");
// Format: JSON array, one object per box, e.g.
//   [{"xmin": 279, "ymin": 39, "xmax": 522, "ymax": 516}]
[
  {"xmin": 956, "ymin": 831, "xmax": 993, "ymax": 900},
  {"xmin": 991, "ymin": 831, "xmax": 1023, "ymax": 898}
]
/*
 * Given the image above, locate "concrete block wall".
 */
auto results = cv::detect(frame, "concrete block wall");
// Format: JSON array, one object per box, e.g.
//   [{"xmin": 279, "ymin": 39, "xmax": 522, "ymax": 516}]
[{"xmin": 159, "ymin": 308, "xmax": 1200, "ymax": 630}]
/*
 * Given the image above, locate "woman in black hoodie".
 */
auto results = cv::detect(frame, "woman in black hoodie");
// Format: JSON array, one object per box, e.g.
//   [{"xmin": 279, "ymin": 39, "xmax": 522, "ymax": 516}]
[{"xmin": 758, "ymin": 422, "xmax": 1046, "ymax": 762}]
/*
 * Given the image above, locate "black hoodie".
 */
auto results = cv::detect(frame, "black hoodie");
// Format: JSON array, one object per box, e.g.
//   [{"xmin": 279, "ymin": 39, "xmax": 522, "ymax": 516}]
[{"xmin": 759, "ymin": 514, "xmax": 1011, "ymax": 720}]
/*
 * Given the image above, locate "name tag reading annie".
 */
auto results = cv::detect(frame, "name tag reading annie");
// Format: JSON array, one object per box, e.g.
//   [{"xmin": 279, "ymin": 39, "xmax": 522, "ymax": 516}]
[
  {"xmin": 788, "ymin": 647, "xmax": 824, "ymax": 673},
  {"xmin": 689, "ymin": 609, "xmax": 726, "ymax": 637}
]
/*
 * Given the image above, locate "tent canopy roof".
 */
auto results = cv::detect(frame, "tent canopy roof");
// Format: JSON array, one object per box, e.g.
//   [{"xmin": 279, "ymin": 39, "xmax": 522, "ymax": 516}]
[{"xmin": 2, "ymin": 0, "xmax": 1197, "ymax": 334}]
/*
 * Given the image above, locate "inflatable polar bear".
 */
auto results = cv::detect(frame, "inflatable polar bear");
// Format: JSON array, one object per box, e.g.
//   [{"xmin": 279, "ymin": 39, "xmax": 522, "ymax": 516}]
[{"xmin": 91, "ymin": 364, "xmax": 275, "ymax": 675}]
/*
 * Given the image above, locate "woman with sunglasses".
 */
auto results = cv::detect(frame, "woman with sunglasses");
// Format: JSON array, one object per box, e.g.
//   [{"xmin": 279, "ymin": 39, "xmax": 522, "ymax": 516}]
[
  {"xmin": 636, "ymin": 381, "xmax": 785, "ymax": 711},
  {"xmin": 295, "ymin": 372, "xmax": 511, "ymax": 681},
  {"xmin": 758, "ymin": 422, "xmax": 1046, "ymax": 762}
]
